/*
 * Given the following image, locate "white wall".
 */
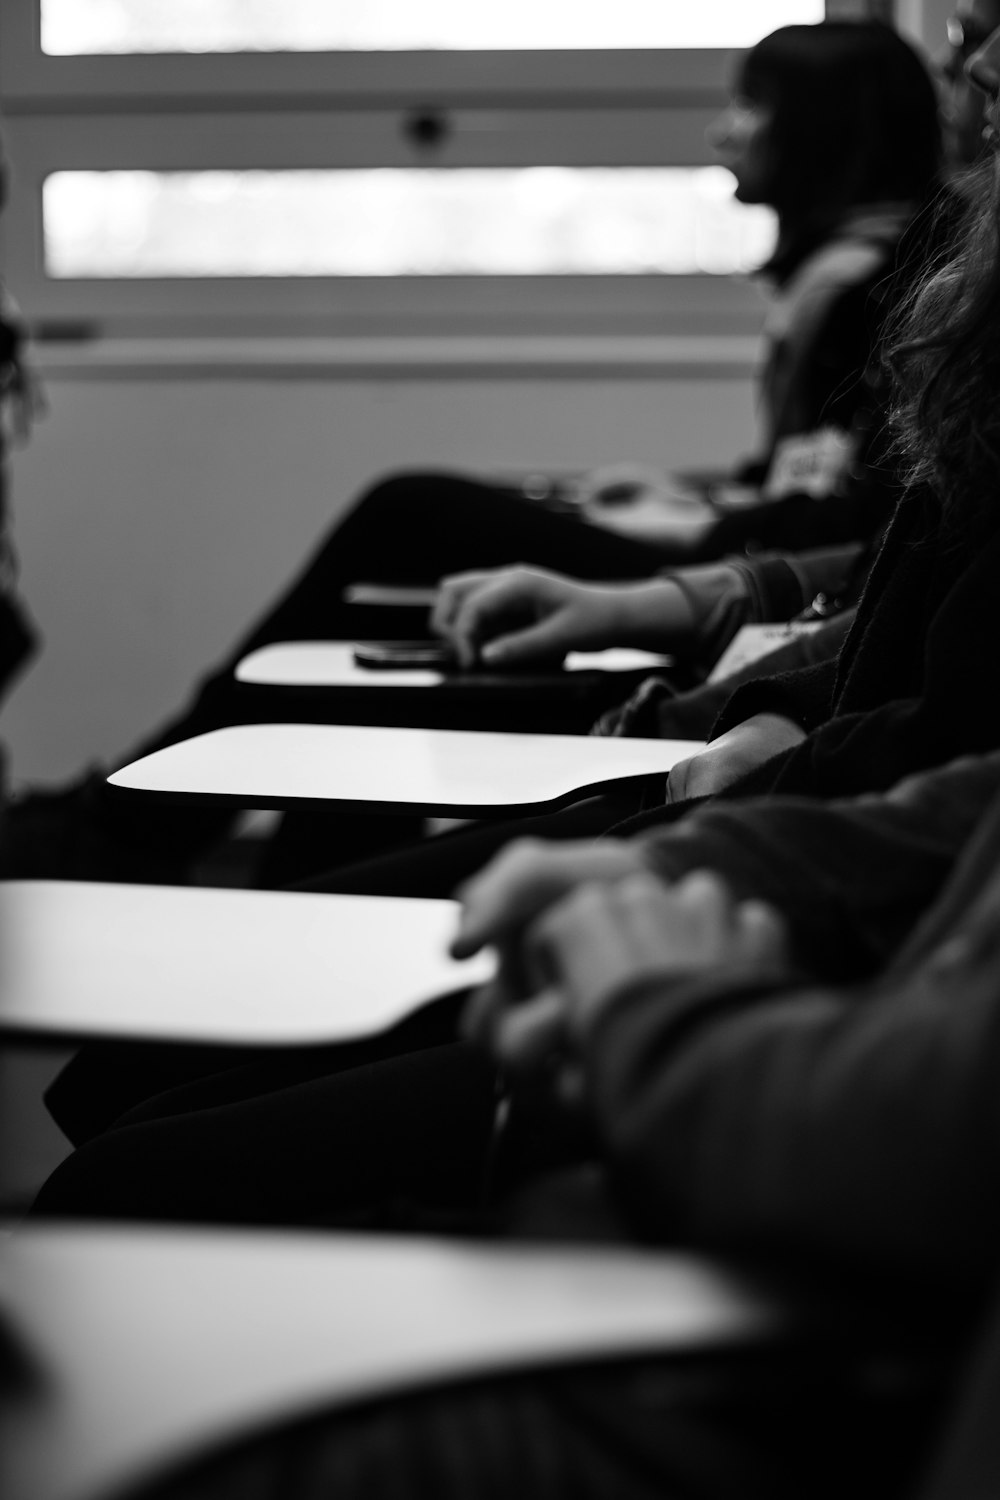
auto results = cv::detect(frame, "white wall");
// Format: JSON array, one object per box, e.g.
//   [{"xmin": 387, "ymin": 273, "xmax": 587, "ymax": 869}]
[{"xmin": 3, "ymin": 357, "xmax": 757, "ymax": 783}]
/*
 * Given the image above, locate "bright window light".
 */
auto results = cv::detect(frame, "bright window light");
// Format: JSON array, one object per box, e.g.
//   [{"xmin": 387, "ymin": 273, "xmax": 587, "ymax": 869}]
[
  {"xmin": 43, "ymin": 167, "xmax": 777, "ymax": 278},
  {"xmin": 42, "ymin": 1, "xmax": 826, "ymax": 55}
]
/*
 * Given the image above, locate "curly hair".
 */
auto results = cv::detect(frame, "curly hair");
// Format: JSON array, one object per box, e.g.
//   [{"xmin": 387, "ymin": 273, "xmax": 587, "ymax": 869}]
[{"xmin": 886, "ymin": 158, "xmax": 1000, "ymax": 521}]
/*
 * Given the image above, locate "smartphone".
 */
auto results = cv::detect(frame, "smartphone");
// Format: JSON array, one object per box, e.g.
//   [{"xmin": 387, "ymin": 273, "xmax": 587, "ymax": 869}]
[{"xmin": 352, "ymin": 641, "xmax": 455, "ymax": 670}]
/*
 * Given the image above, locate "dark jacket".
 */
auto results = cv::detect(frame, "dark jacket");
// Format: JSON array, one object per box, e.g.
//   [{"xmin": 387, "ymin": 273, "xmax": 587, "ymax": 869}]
[
  {"xmin": 580, "ymin": 770, "xmax": 1000, "ymax": 1286},
  {"xmin": 701, "ymin": 485, "xmax": 1000, "ymax": 799}
]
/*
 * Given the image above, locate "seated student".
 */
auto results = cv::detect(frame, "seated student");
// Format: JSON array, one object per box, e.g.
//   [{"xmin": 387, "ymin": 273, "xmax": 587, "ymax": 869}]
[
  {"xmin": 0, "ymin": 22, "xmax": 948, "ymax": 882},
  {"xmin": 91, "ymin": 19, "xmax": 942, "ymax": 734},
  {"xmin": 36, "ymin": 22, "xmax": 1000, "ymax": 1191},
  {"xmin": 34, "ymin": 24, "xmax": 1000, "ymax": 1135},
  {"xmin": 34, "ymin": 746, "xmax": 1000, "ymax": 1216},
  {"xmin": 35, "ymin": 782, "xmax": 1000, "ymax": 1500},
  {"xmin": 285, "ymin": 41, "xmax": 1000, "ymax": 887}
]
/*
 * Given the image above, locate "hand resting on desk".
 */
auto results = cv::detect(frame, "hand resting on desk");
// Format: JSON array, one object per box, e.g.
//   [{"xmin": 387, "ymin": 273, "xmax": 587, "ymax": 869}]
[
  {"xmin": 432, "ymin": 565, "xmax": 697, "ymax": 669},
  {"xmin": 455, "ymin": 843, "xmax": 789, "ymax": 1105}
]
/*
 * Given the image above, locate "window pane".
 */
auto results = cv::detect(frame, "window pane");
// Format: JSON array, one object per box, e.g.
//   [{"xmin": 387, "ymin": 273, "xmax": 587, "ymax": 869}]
[
  {"xmin": 42, "ymin": 1, "xmax": 825, "ymax": 55},
  {"xmin": 43, "ymin": 167, "xmax": 776, "ymax": 278}
]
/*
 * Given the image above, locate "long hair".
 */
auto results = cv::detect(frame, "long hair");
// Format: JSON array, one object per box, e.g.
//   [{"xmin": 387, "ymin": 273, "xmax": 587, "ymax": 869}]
[
  {"xmin": 739, "ymin": 21, "xmax": 942, "ymax": 282},
  {"xmin": 887, "ymin": 157, "xmax": 1000, "ymax": 523}
]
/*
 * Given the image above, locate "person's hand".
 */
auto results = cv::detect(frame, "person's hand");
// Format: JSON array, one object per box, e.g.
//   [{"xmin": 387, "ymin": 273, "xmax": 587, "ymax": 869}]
[
  {"xmin": 453, "ymin": 836, "xmax": 648, "ymax": 962},
  {"xmin": 455, "ymin": 836, "xmax": 653, "ymax": 1078},
  {"xmin": 666, "ymin": 713, "xmax": 806, "ymax": 802},
  {"xmin": 432, "ymin": 565, "xmax": 632, "ymax": 668},
  {"xmin": 471, "ymin": 868, "xmax": 790, "ymax": 1097}
]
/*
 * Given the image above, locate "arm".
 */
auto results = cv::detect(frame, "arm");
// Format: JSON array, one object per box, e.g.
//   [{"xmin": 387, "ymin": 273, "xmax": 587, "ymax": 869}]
[
  {"xmin": 432, "ymin": 566, "xmax": 699, "ymax": 667},
  {"xmin": 579, "ymin": 895, "xmax": 1000, "ymax": 1281},
  {"xmin": 477, "ymin": 832, "xmax": 1000, "ymax": 1282},
  {"xmin": 662, "ymin": 543, "xmax": 862, "ymax": 667},
  {"xmin": 432, "ymin": 544, "xmax": 863, "ymax": 670},
  {"xmin": 453, "ymin": 752, "xmax": 1000, "ymax": 986},
  {"xmin": 641, "ymin": 750, "xmax": 1000, "ymax": 978}
]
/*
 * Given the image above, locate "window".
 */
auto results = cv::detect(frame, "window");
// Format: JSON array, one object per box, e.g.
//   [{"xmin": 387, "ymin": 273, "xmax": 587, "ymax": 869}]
[
  {"xmin": 39, "ymin": 1, "xmax": 823, "ymax": 54},
  {"xmin": 0, "ymin": 0, "xmax": 832, "ymax": 339}
]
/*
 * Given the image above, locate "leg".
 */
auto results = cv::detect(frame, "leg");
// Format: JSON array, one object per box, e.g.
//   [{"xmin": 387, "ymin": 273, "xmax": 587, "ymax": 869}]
[
  {"xmin": 43, "ymin": 792, "xmax": 645, "ymax": 1149},
  {"xmin": 35, "ymin": 1037, "xmax": 498, "ymax": 1228},
  {"xmin": 84, "ymin": 473, "xmax": 665, "ymax": 875},
  {"xmin": 298, "ymin": 790, "xmax": 646, "ymax": 899},
  {"xmin": 118, "ymin": 472, "xmax": 667, "ymax": 763}
]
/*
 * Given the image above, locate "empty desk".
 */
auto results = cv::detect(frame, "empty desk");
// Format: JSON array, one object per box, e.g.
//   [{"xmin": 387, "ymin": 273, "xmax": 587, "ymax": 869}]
[
  {"xmin": 108, "ymin": 724, "xmax": 702, "ymax": 816},
  {"xmin": 0, "ymin": 880, "xmax": 492, "ymax": 1047},
  {"xmin": 0, "ymin": 1225, "xmax": 782, "ymax": 1500}
]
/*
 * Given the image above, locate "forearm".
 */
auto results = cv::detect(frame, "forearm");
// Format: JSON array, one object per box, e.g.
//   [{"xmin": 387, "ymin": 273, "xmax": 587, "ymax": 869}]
[
  {"xmin": 581, "ymin": 957, "xmax": 1000, "ymax": 1282},
  {"xmin": 635, "ymin": 751, "xmax": 1000, "ymax": 978},
  {"xmin": 597, "ymin": 577, "xmax": 698, "ymax": 649},
  {"xmin": 664, "ymin": 546, "xmax": 861, "ymax": 666}
]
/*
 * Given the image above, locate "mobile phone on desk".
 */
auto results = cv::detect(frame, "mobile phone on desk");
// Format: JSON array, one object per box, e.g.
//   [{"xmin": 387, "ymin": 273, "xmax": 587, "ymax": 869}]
[{"xmin": 352, "ymin": 641, "xmax": 456, "ymax": 670}]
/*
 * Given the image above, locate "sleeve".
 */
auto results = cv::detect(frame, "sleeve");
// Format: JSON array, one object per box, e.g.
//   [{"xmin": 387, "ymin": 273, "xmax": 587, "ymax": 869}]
[
  {"xmin": 663, "ymin": 545, "xmax": 862, "ymax": 667},
  {"xmin": 634, "ymin": 751, "xmax": 1000, "ymax": 979},
  {"xmin": 717, "ymin": 514, "xmax": 1000, "ymax": 801},
  {"xmin": 709, "ymin": 655, "xmax": 842, "ymax": 739},
  {"xmin": 578, "ymin": 895, "xmax": 1000, "ymax": 1282}
]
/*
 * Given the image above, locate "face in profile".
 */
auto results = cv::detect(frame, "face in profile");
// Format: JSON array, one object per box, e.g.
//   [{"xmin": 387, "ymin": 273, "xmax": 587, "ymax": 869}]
[
  {"xmin": 939, "ymin": 1, "xmax": 1000, "ymax": 166},
  {"xmin": 965, "ymin": 17, "xmax": 1000, "ymax": 147},
  {"xmin": 705, "ymin": 95, "xmax": 776, "ymax": 205}
]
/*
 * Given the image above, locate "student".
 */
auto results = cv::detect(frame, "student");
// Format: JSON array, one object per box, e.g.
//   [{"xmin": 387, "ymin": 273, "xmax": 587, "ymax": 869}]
[
  {"xmin": 35, "ymin": 775, "xmax": 1000, "ymax": 1500},
  {"xmin": 939, "ymin": 0, "xmax": 1000, "ymax": 166},
  {"xmin": 1, "ymin": 21, "xmax": 948, "ymax": 882},
  {"xmin": 35, "ymin": 19, "xmax": 1000, "ymax": 1197},
  {"xmin": 35, "ymin": 747, "xmax": 1000, "ymax": 1216},
  {"xmin": 103, "ymin": 19, "xmax": 942, "ymax": 728}
]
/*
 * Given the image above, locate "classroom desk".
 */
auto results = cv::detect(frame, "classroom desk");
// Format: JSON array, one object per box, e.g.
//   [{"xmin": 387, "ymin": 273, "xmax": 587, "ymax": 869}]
[
  {"xmin": 0, "ymin": 1225, "xmax": 784, "ymax": 1500},
  {"xmin": 236, "ymin": 641, "xmax": 674, "ymax": 689},
  {"xmin": 0, "ymin": 881, "xmax": 492, "ymax": 1047},
  {"xmin": 108, "ymin": 724, "xmax": 703, "ymax": 816},
  {"xmin": 232, "ymin": 640, "xmax": 683, "ymax": 734}
]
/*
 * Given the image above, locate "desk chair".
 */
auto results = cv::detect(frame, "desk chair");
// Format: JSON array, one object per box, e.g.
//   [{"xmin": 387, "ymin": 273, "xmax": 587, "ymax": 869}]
[
  {"xmin": 0, "ymin": 880, "xmax": 491, "ymax": 1049},
  {"xmin": 0, "ymin": 1224, "xmax": 785, "ymax": 1500},
  {"xmin": 107, "ymin": 723, "xmax": 702, "ymax": 818},
  {"xmin": 231, "ymin": 639, "xmax": 683, "ymax": 736},
  {"xmin": 4, "ymin": 1223, "xmax": 988, "ymax": 1500}
]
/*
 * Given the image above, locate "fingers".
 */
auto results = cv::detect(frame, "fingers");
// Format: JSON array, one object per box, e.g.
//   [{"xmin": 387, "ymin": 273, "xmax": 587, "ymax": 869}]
[
  {"xmin": 451, "ymin": 838, "xmax": 584, "ymax": 959},
  {"xmin": 513, "ymin": 868, "xmax": 789, "ymax": 1034},
  {"xmin": 479, "ymin": 612, "xmax": 570, "ymax": 666},
  {"xmin": 433, "ymin": 567, "xmax": 543, "ymax": 668},
  {"xmin": 733, "ymin": 897, "xmax": 791, "ymax": 968},
  {"xmin": 460, "ymin": 864, "xmax": 792, "ymax": 1099},
  {"xmin": 430, "ymin": 570, "xmax": 493, "ymax": 663},
  {"xmin": 491, "ymin": 988, "xmax": 568, "ymax": 1075},
  {"xmin": 451, "ymin": 838, "xmax": 642, "ymax": 959}
]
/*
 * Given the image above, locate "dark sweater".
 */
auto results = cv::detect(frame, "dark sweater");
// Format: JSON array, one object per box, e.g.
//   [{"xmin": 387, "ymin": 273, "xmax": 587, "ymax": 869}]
[
  {"xmin": 706, "ymin": 485, "xmax": 1000, "ymax": 798},
  {"xmin": 582, "ymin": 776, "xmax": 1000, "ymax": 1285}
]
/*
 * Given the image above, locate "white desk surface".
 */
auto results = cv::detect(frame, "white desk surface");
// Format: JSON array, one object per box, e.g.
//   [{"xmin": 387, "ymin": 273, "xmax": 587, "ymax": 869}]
[
  {"xmin": 0, "ymin": 881, "xmax": 492, "ymax": 1046},
  {"xmin": 236, "ymin": 641, "xmax": 674, "ymax": 689},
  {"xmin": 109, "ymin": 724, "xmax": 702, "ymax": 814},
  {"xmin": 0, "ymin": 1226, "xmax": 782, "ymax": 1500}
]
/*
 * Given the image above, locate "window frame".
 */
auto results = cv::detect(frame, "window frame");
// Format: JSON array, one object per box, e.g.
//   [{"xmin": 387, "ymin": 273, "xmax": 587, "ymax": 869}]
[{"xmin": 0, "ymin": 0, "xmax": 837, "ymax": 340}]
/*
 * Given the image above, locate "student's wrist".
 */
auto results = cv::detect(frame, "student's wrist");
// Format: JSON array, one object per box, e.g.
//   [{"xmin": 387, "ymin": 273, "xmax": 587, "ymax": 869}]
[{"xmin": 612, "ymin": 579, "xmax": 697, "ymax": 647}]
